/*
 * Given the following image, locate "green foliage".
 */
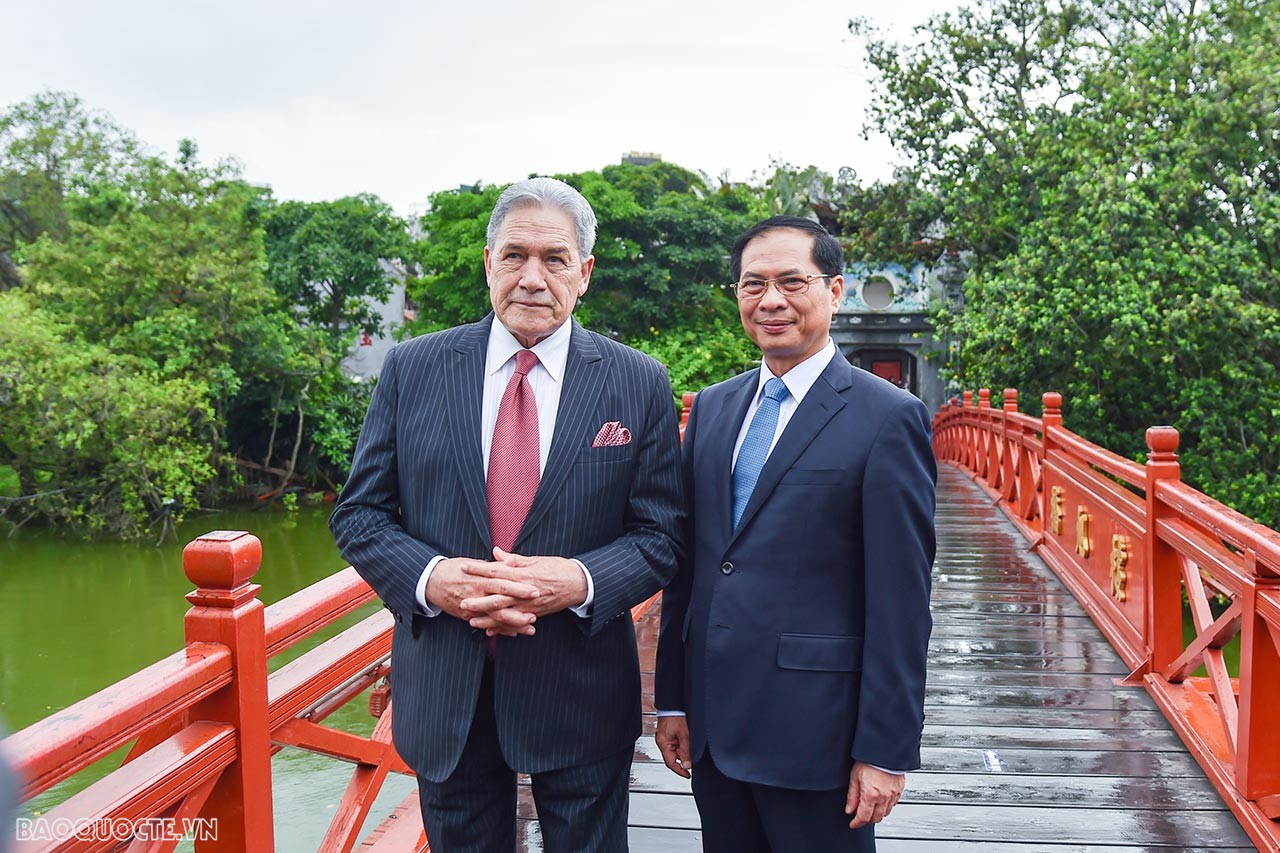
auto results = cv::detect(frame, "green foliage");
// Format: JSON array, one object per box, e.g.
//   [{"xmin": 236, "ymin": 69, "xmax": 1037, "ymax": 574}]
[
  {"xmin": 860, "ymin": 0, "xmax": 1280, "ymax": 527},
  {"xmin": 409, "ymin": 184, "xmax": 501, "ymax": 334},
  {"xmin": 16, "ymin": 147, "xmax": 291, "ymax": 446},
  {"xmin": 304, "ymin": 370, "xmax": 375, "ymax": 475},
  {"xmin": 0, "ymin": 91, "xmax": 142, "ymax": 289},
  {"xmin": 0, "ymin": 465, "xmax": 19, "ymax": 497},
  {"xmin": 626, "ymin": 318, "xmax": 760, "ymax": 399},
  {"xmin": 0, "ymin": 292, "xmax": 215, "ymax": 538},
  {"xmin": 264, "ymin": 194, "xmax": 413, "ymax": 343},
  {"xmin": 837, "ymin": 171, "xmax": 946, "ymax": 264},
  {"xmin": 0, "ymin": 111, "xmax": 346, "ymax": 536}
]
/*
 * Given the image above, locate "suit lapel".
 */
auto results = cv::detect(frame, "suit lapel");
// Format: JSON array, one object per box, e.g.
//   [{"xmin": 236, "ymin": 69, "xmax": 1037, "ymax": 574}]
[
  {"xmin": 707, "ymin": 371, "xmax": 760, "ymax": 541},
  {"xmin": 729, "ymin": 355, "xmax": 853, "ymax": 545},
  {"xmin": 446, "ymin": 315, "xmax": 493, "ymax": 548},
  {"xmin": 515, "ymin": 320, "xmax": 606, "ymax": 550}
]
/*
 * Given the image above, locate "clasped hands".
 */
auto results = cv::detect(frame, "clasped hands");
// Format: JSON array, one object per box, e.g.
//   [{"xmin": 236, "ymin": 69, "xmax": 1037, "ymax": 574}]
[{"xmin": 425, "ymin": 546, "xmax": 587, "ymax": 637}]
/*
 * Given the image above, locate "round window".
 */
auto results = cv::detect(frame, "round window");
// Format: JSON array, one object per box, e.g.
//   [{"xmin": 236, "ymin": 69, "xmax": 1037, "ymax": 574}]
[{"xmin": 862, "ymin": 276, "xmax": 895, "ymax": 310}]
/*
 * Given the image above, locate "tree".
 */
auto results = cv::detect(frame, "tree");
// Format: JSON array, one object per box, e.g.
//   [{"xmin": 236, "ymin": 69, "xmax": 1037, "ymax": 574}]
[
  {"xmin": 19, "ymin": 145, "xmax": 279, "ymax": 449},
  {"xmin": 264, "ymin": 194, "xmax": 414, "ymax": 343},
  {"xmin": 852, "ymin": 1, "xmax": 1102, "ymax": 257},
  {"xmin": 0, "ymin": 91, "xmax": 141, "ymax": 288},
  {"xmin": 409, "ymin": 183, "xmax": 501, "ymax": 334},
  {"xmin": 0, "ymin": 292, "xmax": 215, "ymax": 539},
  {"xmin": 858, "ymin": 0, "xmax": 1280, "ymax": 526}
]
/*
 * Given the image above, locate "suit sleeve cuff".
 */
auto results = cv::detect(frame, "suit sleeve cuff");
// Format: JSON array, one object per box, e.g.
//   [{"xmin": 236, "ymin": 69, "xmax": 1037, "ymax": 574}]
[
  {"xmin": 868, "ymin": 764, "xmax": 906, "ymax": 776},
  {"xmin": 569, "ymin": 559, "xmax": 594, "ymax": 617},
  {"xmin": 416, "ymin": 555, "xmax": 445, "ymax": 616}
]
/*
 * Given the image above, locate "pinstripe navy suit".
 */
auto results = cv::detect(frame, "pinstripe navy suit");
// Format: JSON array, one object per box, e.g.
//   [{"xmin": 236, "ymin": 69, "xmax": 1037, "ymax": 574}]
[{"xmin": 330, "ymin": 313, "xmax": 682, "ymax": 846}]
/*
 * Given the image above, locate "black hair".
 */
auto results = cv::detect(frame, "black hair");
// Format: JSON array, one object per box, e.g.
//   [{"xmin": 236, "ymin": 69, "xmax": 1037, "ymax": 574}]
[{"xmin": 729, "ymin": 216, "xmax": 844, "ymax": 281}]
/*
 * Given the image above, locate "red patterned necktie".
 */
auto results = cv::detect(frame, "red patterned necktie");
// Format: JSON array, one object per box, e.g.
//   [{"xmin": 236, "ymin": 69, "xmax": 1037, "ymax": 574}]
[{"xmin": 487, "ymin": 348, "xmax": 541, "ymax": 561}]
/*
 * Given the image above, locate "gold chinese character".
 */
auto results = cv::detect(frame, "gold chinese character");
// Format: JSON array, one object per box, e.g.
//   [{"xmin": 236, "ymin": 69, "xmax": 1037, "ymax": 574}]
[
  {"xmin": 1110, "ymin": 535, "xmax": 1129, "ymax": 602},
  {"xmin": 1075, "ymin": 507, "xmax": 1091, "ymax": 558},
  {"xmin": 1050, "ymin": 486, "xmax": 1065, "ymax": 535}
]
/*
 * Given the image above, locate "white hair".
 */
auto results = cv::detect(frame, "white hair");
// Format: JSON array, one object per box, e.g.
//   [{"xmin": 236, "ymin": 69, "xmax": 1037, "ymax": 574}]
[{"xmin": 486, "ymin": 177, "xmax": 597, "ymax": 258}]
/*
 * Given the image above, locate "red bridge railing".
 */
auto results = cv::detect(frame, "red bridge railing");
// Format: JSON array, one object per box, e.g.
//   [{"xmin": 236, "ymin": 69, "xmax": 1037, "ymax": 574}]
[
  {"xmin": 2, "ymin": 531, "xmax": 408, "ymax": 852},
  {"xmin": 1, "ymin": 530, "xmax": 662, "ymax": 852},
  {"xmin": 935, "ymin": 388, "xmax": 1280, "ymax": 852}
]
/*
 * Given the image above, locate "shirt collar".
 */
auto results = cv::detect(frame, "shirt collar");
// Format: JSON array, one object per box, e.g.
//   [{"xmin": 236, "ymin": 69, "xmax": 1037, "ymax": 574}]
[
  {"xmin": 487, "ymin": 317, "xmax": 573, "ymax": 382},
  {"xmin": 756, "ymin": 338, "xmax": 837, "ymax": 405}
]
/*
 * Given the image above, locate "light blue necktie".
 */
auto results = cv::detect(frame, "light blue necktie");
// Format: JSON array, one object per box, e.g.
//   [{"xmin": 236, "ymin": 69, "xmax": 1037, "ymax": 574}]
[{"xmin": 732, "ymin": 377, "xmax": 789, "ymax": 529}]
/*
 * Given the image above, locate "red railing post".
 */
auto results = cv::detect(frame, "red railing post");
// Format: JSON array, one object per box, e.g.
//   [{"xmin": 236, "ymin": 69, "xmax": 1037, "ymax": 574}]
[
  {"xmin": 1238, "ymin": 547, "xmax": 1280, "ymax": 803},
  {"xmin": 961, "ymin": 391, "xmax": 975, "ymax": 472},
  {"xmin": 1144, "ymin": 427, "xmax": 1183, "ymax": 675},
  {"xmin": 976, "ymin": 389, "xmax": 992, "ymax": 482},
  {"xmin": 1000, "ymin": 389, "xmax": 1018, "ymax": 504},
  {"xmin": 1041, "ymin": 393, "xmax": 1063, "ymax": 438},
  {"xmin": 183, "ymin": 531, "xmax": 275, "ymax": 851},
  {"xmin": 1041, "ymin": 393, "xmax": 1063, "ymax": 533}
]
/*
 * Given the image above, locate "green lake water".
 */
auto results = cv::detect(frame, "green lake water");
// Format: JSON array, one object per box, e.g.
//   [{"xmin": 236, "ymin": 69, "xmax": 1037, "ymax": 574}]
[{"xmin": 0, "ymin": 505, "xmax": 415, "ymax": 849}]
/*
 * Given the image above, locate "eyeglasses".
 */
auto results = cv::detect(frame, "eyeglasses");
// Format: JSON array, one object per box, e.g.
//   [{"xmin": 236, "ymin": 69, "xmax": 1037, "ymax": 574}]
[{"xmin": 729, "ymin": 273, "xmax": 831, "ymax": 300}]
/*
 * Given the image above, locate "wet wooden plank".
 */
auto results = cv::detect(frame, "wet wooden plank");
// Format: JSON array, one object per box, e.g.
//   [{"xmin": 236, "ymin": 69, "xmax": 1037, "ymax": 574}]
[
  {"xmin": 878, "ymin": 844, "xmax": 1254, "ymax": 852},
  {"xmin": 920, "ymin": 724, "xmax": 1186, "ymax": 751},
  {"xmin": 929, "ymin": 611, "xmax": 1100, "ymax": 629},
  {"xmin": 624, "ymin": 763, "xmax": 1228, "ymax": 809},
  {"xmin": 925, "ymin": 669, "xmax": 1128, "ymax": 690},
  {"xmin": 926, "ymin": 683, "xmax": 1158, "ymax": 710},
  {"xmin": 901, "ymin": 771, "xmax": 1229, "ymax": 809},
  {"xmin": 930, "ymin": 622, "xmax": 1109, "ymax": 639},
  {"xmin": 613, "ymin": 795, "xmax": 1254, "ymax": 846},
  {"xmin": 922, "ymin": 704, "xmax": 1171, "ymax": 730},
  {"xmin": 923, "ymin": 653, "xmax": 1131, "ymax": 673},
  {"xmin": 929, "ymin": 636, "xmax": 1125, "ymax": 658},
  {"xmin": 878, "ymin": 803, "xmax": 1252, "ymax": 847},
  {"xmin": 919, "ymin": 745, "xmax": 1214, "ymax": 777}
]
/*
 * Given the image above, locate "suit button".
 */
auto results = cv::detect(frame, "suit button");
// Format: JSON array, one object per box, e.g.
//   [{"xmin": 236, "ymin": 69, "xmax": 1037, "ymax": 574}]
[
  {"xmin": 721, "ymin": 561, "xmax": 734, "ymax": 575},
  {"xmin": 471, "ymin": 629, "xmax": 486, "ymax": 642}
]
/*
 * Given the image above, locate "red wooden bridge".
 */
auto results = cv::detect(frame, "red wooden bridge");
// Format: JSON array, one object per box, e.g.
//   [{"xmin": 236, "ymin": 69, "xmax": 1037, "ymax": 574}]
[{"xmin": 3, "ymin": 389, "xmax": 1279, "ymax": 851}]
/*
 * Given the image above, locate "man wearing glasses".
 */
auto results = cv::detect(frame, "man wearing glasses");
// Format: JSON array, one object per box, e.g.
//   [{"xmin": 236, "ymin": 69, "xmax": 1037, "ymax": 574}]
[{"xmin": 654, "ymin": 216, "xmax": 936, "ymax": 851}]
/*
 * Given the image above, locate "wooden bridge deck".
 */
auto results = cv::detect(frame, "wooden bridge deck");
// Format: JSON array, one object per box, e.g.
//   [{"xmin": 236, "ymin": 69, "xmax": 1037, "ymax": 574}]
[{"xmin": 530, "ymin": 465, "xmax": 1254, "ymax": 851}]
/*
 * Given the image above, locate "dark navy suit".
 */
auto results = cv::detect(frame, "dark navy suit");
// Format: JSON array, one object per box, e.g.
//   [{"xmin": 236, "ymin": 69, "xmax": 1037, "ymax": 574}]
[
  {"xmin": 331, "ymin": 315, "xmax": 683, "ymax": 847},
  {"xmin": 655, "ymin": 353, "xmax": 935, "ymax": 849}
]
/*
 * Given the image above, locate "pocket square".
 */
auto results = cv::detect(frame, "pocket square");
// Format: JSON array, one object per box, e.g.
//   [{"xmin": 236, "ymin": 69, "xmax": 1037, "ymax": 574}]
[{"xmin": 592, "ymin": 421, "xmax": 632, "ymax": 447}]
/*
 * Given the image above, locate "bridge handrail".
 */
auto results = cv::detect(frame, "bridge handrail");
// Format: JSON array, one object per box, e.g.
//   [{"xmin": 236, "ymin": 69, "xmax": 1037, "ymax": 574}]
[
  {"xmin": 4, "ymin": 645, "xmax": 232, "ymax": 798},
  {"xmin": 1154, "ymin": 478, "xmax": 1280, "ymax": 576},
  {"xmin": 2, "ymin": 530, "xmax": 407, "ymax": 851},
  {"xmin": 934, "ymin": 388, "xmax": 1280, "ymax": 853},
  {"xmin": 1046, "ymin": 424, "xmax": 1145, "ymax": 486},
  {"xmin": 263, "ymin": 565, "xmax": 379, "ymax": 658}
]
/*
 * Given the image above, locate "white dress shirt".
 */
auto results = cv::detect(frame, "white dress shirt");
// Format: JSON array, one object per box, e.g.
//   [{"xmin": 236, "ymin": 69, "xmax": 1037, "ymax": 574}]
[
  {"xmin": 731, "ymin": 338, "xmax": 838, "ymax": 470},
  {"xmin": 415, "ymin": 319, "xmax": 594, "ymax": 616}
]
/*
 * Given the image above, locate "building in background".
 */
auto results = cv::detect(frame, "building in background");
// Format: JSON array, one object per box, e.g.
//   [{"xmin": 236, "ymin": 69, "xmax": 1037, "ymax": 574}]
[
  {"xmin": 833, "ymin": 252, "xmax": 967, "ymax": 413},
  {"xmin": 341, "ymin": 266, "xmax": 416, "ymax": 381}
]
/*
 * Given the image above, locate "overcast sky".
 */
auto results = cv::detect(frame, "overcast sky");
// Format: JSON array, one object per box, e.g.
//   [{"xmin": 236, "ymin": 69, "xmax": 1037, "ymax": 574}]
[{"xmin": 4, "ymin": 0, "xmax": 961, "ymax": 215}]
